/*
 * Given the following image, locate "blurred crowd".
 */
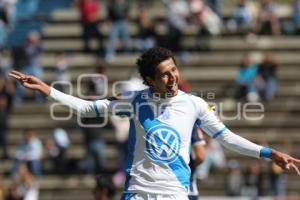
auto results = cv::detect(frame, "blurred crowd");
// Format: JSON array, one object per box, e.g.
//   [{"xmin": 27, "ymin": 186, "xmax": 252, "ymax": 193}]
[
  {"xmin": 75, "ymin": 0, "xmax": 300, "ymax": 62},
  {"xmin": 1, "ymin": 0, "xmax": 300, "ymax": 60},
  {"xmin": 234, "ymin": 51, "xmax": 278, "ymax": 102}
]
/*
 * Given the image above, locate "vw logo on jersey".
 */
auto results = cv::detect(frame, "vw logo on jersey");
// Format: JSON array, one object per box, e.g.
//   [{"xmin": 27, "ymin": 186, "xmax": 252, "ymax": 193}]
[{"xmin": 146, "ymin": 125, "xmax": 181, "ymax": 164}]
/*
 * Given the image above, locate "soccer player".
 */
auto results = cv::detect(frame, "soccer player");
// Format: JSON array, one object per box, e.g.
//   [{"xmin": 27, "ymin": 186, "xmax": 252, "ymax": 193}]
[{"xmin": 9, "ymin": 47, "xmax": 300, "ymax": 200}]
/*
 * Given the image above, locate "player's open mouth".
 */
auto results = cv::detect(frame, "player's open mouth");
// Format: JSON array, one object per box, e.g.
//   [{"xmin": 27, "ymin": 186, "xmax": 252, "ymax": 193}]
[{"xmin": 167, "ymin": 83, "xmax": 178, "ymax": 93}]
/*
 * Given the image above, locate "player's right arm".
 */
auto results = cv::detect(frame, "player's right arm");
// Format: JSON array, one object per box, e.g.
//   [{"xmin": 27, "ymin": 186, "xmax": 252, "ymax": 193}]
[
  {"xmin": 8, "ymin": 70, "xmax": 125, "ymax": 118},
  {"xmin": 194, "ymin": 96, "xmax": 300, "ymax": 175}
]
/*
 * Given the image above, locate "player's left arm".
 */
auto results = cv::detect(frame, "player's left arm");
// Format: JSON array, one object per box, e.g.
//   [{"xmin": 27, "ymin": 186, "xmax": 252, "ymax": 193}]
[{"xmin": 196, "ymin": 99, "xmax": 300, "ymax": 175}]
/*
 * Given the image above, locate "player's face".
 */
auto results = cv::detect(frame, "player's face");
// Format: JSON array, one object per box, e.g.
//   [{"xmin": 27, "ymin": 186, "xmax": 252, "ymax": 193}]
[{"xmin": 147, "ymin": 58, "xmax": 180, "ymax": 98}]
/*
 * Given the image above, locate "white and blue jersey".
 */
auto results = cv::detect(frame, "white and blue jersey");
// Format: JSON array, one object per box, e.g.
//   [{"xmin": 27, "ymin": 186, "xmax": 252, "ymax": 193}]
[{"xmin": 49, "ymin": 87, "xmax": 264, "ymax": 195}]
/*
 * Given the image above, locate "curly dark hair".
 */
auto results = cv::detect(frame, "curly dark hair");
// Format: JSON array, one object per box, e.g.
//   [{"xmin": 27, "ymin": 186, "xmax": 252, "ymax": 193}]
[{"xmin": 136, "ymin": 46, "xmax": 176, "ymax": 86}]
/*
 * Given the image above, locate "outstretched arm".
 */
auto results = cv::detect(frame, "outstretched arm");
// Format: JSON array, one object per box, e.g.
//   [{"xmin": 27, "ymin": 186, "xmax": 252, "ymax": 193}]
[
  {"xmin": 197, "ymin": 98, "xmax": 300, "ymax": 175},
  {"xmin": 9, "ymin": 70, "xmax": 110, "ymax": 117}
]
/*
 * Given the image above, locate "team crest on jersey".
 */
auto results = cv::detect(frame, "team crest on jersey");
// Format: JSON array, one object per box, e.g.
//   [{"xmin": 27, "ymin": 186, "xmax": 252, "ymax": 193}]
[
  {"xmin": 146, "ymin": 125, "xmax": 181, "ymax": 164},
  {"xmin": 159, "ymin": 110, "xmax": 170, "ymax": 120}
]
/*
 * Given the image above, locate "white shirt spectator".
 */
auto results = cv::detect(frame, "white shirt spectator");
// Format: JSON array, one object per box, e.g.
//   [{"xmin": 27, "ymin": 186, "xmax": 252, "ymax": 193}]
[
  {"xmin": 16, "ymin": 137, "xmax": 42, "ymax": 161},
  {"xmin": 53, "ymin": 128, "xmax": 70, "ymax": 149}
]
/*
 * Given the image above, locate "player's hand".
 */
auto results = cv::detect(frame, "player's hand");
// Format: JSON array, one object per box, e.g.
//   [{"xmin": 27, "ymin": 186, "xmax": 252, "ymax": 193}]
[
  {"xmin": 8, "ymin": 70, "xmax": 51, "ymax": 96},
  {"xmin": 271, "ymin": 149, "xmax": 300, "ymax": 175}
]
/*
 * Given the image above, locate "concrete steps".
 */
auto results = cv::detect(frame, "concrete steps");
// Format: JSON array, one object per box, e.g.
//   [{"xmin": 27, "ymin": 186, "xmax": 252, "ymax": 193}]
[
  {"xmin": 4, "ymin": 1, "xmax": 300, "ymax": 199},
  {"xmin": 40, "ymin": 52, "xmax": 300, "ymax": 68},
  {"xmin": 40, "ymin": 37, "xmax": 300, "ymax": 52}
]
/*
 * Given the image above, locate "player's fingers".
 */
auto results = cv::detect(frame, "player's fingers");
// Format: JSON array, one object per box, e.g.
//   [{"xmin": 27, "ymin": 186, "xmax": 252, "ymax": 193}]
[
  {"xmin": 10, "ymin": 70, "xmax": 26, "ymax": 78},
  {"xmin": 285, "ymin": 163, "xmax": 290, "ymax": 170},
  {"xmin": 290, "ymin": 163, "xmax": 300, "ymax": 175},
  {"xmin": 8, "ymin": 73, "xmax": 22, "ymax": 80},
  {"xmin": 292, "ymin": 158, "xmax": 300, "ymax": 163},
  {"xmin": 23, "ymin": 82, "xmax": 37, "ymax": 90}
]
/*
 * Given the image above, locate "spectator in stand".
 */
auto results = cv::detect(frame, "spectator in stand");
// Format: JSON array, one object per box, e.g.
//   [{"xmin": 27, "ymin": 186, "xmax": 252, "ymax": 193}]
[
  {"xmin": 293, "ymin": 0, "xmax": 300, "ymax": 34},
  {"xmin": 93, "ymin": 175, "xmax": 116, "ymax": 200},
  {"xmin": 77, "ymin": 0, "xmax": 103, "ymax": 55},
  {"xmin": 0, "ymin": 20, "xmax": 7, "ymax": 48},
  {"xmin": 109, "ymin": 114, "xmax": 129, "ymax": 187},
  {"xmin": 14, "ymin": 31, "xmax": 43, "ymax": 104},
  {"xmin": 227, "ymin": 0, "xmax": 256, "ymax": 35},
  {"xmin": 81, "ymin": 118, "xmax": 107, "ymax": 175},
  {"xmin": 12, "ymin": 129, "xmax": 43, "ymax": 176},
  {"xmin": 11, "ymin": 46, "xmax": 27, "ymax": 72},
  {"xmin": 163, "ymin": 0, "xmax": 191, "ymax": 62},
  {"xmin": 254, "ymin": 52, "xmax": 278, "ymax": 102},
  {"xmin": 0, "ymin": 72, "xmax": 14, "ymax": 113},
  {"xmin": 135, "ymin": 5, "xmax": 156, "ymax": 52},
  {"xmin": 255, "ymin": 0, "xmax": 281, "ymax": 35},
  {"xmin": 54, "ymin": 52, "xmax": 70, "ymax": 93},
  {"xmin": 196, "ymin": 134, "xmax": 226, "ymax": 180},
  {"xmin": 0, "ymin": 0, "xmax": 17, "ymax": 47},
  {"xmin": 0, "ymin": 0, "xmax": 17, "ymax": 29},
  {"xmin": 0, "ymin": 94, "xmax": 9, "ymax": 160},
  {"xmin": 242, "ymin": 160, "xmax": 263, "ymax": 198},
  {"xmin": 45, "ymin": 128, "xmax": 70, "ymax": 174},
  {"xmin": 0, "ymin": 170, "xmax": 5, "ymax": 200},
  {"xmin": 15, "ymin": 0, "xmax": 39, "ymax": 21},
  {"xmin": 0, "ymin": 15, "xmax": 8, "ymax": 48},
  {"xmin": 269, "ymin": 139, "xmax": 291, "ymax": 197},
  {"xmin": 0, "ymin": 62, "xmax": 14, "ymax": 160},
  {"xmin": 86, "ymin": 66, "xmax": 106, "ymax": 98},
  {"xmin": 270, "ymin": 162, "xmax": 286, "ymax": 197},
  {"xmin": 224, "ymin": 159, "xmax": 242, "ymax": 196},
  {"xmin": 0, "ymin": 0, "xmax": 9, "ymax": 26},
  {"xmin": 5, "ymin": 182, "xmax": 21, "ymax": 200},
  {"xmin": 234, "ymin": 54, "xmax": 258, "ymax": 102},
  {"xmin": 190, "ymin": 0, "xmax": 222, "ymax": 37},
  {"xmin": 80, "ymin": 78, "xmax": 107, "ymax": 174},
  {"xmin": 0, "ymin": 49, "xmax": 13, "ymax": 76},
  {"xmin": 8, "ymin": 164, "xmax": 39, "ymax": 200},
  {"xmin": 206, "ymin": 0, "xmax": 223, "ymax": 18},
  {"xmin": 105, "ymin": 0, "xmax": 131, "ymax": 62}
]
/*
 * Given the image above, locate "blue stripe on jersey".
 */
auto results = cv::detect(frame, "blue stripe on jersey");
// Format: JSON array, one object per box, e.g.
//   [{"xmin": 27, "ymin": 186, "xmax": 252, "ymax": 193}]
[
  {"xmin": 132, "ymin": 93, "xmax": 190, "ymax": 190},
  {"xmin": 212, "ymin": 127, "xmax": 227, "ymax": 139},
  {"xmin": 124, "ymin": 119, "xmax": 136, "ymax": 191},
  {"xmin": 169, "ymin": 157, "xmax": 191, "ymax": 190},
  {"xmin": 121, "ymin": 192, "xmax": 137, "ymax": 200},
  {"xmin": 195, "ymin": 119, "xmax": 201, "ymax": 126},
  {"xmin": 92, "ymin": 101, "xmax": 100, "ymax": 118}
]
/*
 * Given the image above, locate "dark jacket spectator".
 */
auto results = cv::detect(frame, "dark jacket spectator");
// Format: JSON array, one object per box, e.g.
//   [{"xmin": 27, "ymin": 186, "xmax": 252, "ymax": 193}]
[
  {"xmin": 105, "ymin": 0, "xmax": 131, "ymax": 61},
  {"xmin": 255, "ymin": 0, "xmax": 281, "ymax": 35},
  {"xmin": 254, "ymin": 52, "xmax": 278, "ymax": 101}
]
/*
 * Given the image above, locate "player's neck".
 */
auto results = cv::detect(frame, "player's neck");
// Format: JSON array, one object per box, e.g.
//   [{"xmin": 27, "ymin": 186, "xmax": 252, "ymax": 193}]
[{"xmin": 149, "ymin": 88, "xmax": 178, "ymax": 100}]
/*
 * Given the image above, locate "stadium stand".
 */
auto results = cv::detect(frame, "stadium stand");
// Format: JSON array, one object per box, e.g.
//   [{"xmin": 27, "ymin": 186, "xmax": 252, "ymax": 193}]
[{"xmin": 1, "ymin": 0, "xmax": 300, "ymax": 199}]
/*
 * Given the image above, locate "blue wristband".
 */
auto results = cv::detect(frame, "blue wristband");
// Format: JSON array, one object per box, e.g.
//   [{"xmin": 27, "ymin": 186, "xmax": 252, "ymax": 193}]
[{"xmin": 260, "ymin": 147, "xmax": 273, "ymax": 158}]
